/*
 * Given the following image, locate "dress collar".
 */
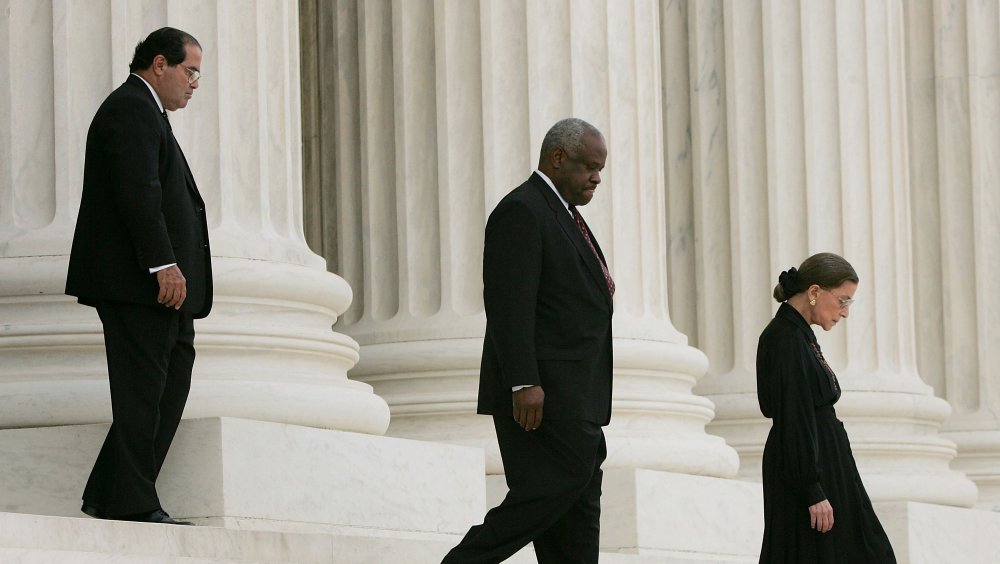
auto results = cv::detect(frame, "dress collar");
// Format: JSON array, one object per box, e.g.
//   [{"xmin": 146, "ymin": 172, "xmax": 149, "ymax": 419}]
[{"xmin": 776, "ymin": 302, "xmax": 817, "ymax": 343}]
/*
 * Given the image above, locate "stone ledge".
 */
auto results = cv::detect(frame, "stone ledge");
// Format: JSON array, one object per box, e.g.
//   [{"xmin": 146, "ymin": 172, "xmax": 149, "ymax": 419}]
[
  {"xmin": 0, "ymin": 511, "xmax": 450, "ymax": 563},
  {"xmin": 876, "ymin": 501, "xmax": 1000, "ymax": 564},
  {"xmin": 0, "ymin": 417, "xmax": 484, "ymax": 536},
  {"xmin": 488, "ymin": 468, "xmax": 762, "ymax": 563},
  {"xmin": 600, "ymin": 468, "xmax": 762, "ymax": 562},
  {"xmin": 0, "ymin": 511, "xmax": 691, "ymax": 563}
]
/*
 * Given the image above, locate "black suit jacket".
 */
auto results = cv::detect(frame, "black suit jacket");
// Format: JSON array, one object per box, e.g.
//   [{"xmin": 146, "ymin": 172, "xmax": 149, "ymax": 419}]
[
  {"xmin": 477, "ymin": 173, "xmax": 613, "ymax": 425},
  {"xmin": 66, "ymin": 75, "xmax": 212, "ymax": 319}
]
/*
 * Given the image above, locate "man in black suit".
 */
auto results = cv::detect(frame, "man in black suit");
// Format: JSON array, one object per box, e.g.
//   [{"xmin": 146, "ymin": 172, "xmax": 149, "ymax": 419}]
[
  {"xmin": 443, "ymin": 118, "xmax": 614, "ymax": 563},
  {"xmin": 65, "ymin": 27, "xmax": 212, "ymax": 525}
]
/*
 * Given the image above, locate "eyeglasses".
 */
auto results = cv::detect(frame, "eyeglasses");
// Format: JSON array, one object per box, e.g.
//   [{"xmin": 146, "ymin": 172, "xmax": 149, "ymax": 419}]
[
  {"xmin": 821, "ymin": 289, "xmax": 855, "ymax": 309},
  {"xmin": 180, "ymin": 65, "xmax": 201, "ymax": 84}
]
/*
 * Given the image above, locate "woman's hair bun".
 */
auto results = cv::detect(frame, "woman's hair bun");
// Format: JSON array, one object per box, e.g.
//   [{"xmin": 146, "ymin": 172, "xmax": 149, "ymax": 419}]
[{"xmin": 773, "ymin": 267, "xmax": 800, "ymax": 303}]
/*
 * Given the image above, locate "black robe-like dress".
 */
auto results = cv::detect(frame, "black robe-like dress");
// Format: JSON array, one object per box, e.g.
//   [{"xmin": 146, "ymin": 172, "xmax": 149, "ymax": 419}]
[{"xmin": 756, "ymin": 303, "xmax": 895, "ymax": 563}]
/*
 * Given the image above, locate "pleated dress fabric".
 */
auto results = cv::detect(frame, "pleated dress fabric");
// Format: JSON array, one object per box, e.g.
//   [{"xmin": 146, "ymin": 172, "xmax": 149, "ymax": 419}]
[{"xmin": 756, "ymin": 303, "xmax": 896, "ymax": 563}]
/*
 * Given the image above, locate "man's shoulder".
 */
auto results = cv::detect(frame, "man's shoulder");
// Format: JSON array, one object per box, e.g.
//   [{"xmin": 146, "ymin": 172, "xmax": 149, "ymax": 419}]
[
  {"xmin": 490, "ymin": 177, "xmax": 548, "ymax": 221},
  {"xmin": 499, "ymin": 175, "xmax": 548, "ymax": 207},
  {"xmin": 95, "ymin": 79, "xmax": 157, "ymax": 120}
]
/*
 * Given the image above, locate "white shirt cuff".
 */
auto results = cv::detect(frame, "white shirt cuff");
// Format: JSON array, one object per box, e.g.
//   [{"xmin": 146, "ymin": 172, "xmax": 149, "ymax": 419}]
[
  {"xmin": 149, "ymin": 263, "xmax": 176, "ymax": 274},
  {"xmin": 512, "ymin": 385, "xmax": 535, "ymax": 392}
]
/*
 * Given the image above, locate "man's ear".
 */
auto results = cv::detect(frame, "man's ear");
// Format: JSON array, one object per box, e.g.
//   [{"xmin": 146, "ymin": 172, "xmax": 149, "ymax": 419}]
[
  {"xmin": 550, "ymin": 147, "xmax": 566, "ymax": 170},
  {"xmin": 151, "ymin": 54, "xmax": 168, "ymax": 77}
]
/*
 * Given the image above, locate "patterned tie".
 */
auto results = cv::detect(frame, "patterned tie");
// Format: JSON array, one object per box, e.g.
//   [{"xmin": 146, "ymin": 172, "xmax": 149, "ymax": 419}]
[{"xmin": 569, "ymin": 205, "xmax": 615, "ymax": 297}]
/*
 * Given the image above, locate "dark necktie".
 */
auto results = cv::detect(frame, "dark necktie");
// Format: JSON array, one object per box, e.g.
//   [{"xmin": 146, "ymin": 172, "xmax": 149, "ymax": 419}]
[
  {"xmin": 162, "ymin": 110, "xmax": 172, "ymax": 131},
  {"xmin": 569, "ymin": 205, "xmax": 615, "ymax": 297}
]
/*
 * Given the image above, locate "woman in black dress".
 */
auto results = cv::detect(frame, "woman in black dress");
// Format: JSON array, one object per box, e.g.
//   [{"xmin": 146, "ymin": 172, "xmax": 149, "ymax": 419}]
[{"xmin": 757, "ymin": 253, "xmax": 895, "ymax": 563}]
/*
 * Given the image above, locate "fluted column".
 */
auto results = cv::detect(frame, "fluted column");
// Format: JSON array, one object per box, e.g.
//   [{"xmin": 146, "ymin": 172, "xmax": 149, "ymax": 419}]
[
  {"xmin": 667, "ymin": 0, "xmax": 976, "ymax": 505},
  {"xmin": 905, "ymin": 0, "xmax": 1000, "ymax": 510},
  {"xmin": 661, "ymin": 0, "xmax": 774, "ymax": 479},
  {"xmin": 305, "ymin": 0, "xmax": 738, "ymax": 477},
  {"xmin": 0, "ymin": 0, "xmax": 388, "ymax": 434}
]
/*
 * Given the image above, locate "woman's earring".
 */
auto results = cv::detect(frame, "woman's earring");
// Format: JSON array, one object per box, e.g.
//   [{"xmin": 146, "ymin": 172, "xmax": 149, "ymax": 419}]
[{"xmin": 810, "ymin": 299, "xmax": 816, "ymax": 306}]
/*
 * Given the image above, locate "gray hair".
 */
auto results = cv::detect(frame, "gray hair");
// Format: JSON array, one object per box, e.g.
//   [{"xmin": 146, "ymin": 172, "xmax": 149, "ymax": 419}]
[{"xmin": 538, "ymin": 118, "xmax": 604, "ymax": 165}]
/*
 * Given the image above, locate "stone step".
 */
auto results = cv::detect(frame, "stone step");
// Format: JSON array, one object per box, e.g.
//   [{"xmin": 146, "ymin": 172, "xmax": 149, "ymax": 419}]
[
  {"xmin": 0, "ymin": 511, "xmax": 455, "ymax": 563},
  {"xmin": 0, "ymin": 547, "xmax": 290, "ymax": 564},
  {"xmin": 0, "ymin": 511, "xmax": 737, "ymax": 564},
  {"xmin": 8, "ymin": 478, "xmax": 999, "ymax": 562}
]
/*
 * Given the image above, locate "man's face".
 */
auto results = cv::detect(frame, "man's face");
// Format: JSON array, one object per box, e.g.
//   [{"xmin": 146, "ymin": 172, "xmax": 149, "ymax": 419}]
[
  {"xmin": 158, "ymin": 44, "xmax": 201, "ymax": 111},
  {"xmin": 553, "ymin": 133, "xmax": 608, "ymax": 206}
]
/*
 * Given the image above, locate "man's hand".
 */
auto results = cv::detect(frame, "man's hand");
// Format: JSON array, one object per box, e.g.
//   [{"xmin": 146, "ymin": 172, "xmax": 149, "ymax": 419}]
[
  {"xmin": 156, "ymin": 265, "xmax": 187, "ymax": 309},
  {"xmin": 808, "ymin": 499, "xmax": 834, "ymax": 533},
  {"xmin": 513, "ymin": 386, "xmax": 544, "ymax": 431}
]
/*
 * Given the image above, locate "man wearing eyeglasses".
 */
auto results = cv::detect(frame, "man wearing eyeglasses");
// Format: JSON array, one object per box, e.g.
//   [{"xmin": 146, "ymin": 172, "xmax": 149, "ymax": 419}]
[{"xmin": 66, "ymin": 27, "xmax": 212, "ymax": 525}]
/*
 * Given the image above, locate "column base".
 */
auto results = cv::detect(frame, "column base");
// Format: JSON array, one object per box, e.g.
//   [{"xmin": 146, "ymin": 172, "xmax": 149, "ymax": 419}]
[
  {"xmin": 0, "ymin": 255, "xmax": 391, "ymax": 434},
  {"xmin": 355, "ymin": 335, "xmax": 740, "ymax": 478},
  {"xmin": 708, "ymin": 383, "xmax": 980, "ymax": 507},
  {"xmin": 945, "ymin": 428, "xmax": 1000, "ymax": 511},
  {"xmin": 703, "ymin": 391, "xmax": 769, "ymax": 480}
]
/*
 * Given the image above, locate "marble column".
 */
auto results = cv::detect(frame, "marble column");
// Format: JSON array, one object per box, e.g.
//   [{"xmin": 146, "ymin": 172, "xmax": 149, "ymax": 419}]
[
  {"xmin": 304, "ymin": 0, "xmax": 738, "ymax": 477},
  {"xmin": 666, "ymin": 0, "xmax": 977, "ymax": 505},
  {"xmin": 0, "ymin": 0, "xmax": 388, "ymax": 435},
  {"xmin": 661, "ymin": 0, "xmax": 773, "ymax": 481},
  {"xmin": 905, "ymin": 0, "xmax": 1000, "ymax": 510}
]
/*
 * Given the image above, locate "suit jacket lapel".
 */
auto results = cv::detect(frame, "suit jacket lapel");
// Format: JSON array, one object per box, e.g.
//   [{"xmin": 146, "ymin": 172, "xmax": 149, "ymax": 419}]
[
  {"xmin": 172, "ymin": 139, "xmax": 204, "ymax": 204},
  {"xmin": 160, "ymin": 119, "xmax": 205, "ymax": 207},
  {"xmin": 125, "ymin": 75, "xmax": 204, "ymax": 206},
  {"xmin": 529, "ymin": 174, "xmax": 612, "ymax": 305}
]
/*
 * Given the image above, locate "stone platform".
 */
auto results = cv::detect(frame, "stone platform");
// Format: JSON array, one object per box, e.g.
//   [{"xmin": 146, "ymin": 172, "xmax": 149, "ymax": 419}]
[
  {"xmin": 0, "ymin": 511, "xmax": 453, "ymax": 563},
  {"xmin": 3, "ymin": 418, "xmax": 1000, "ymax": 562},
  {"xmin": 876, "ymin": 501, "xmax": 1000, "ymax": 564},
  {"xmin": 0, "ymin": 417, "xmax": 483, "ymax": 536},
  {"xmin": 488, "ymin": 468, "xmax": 762, "ymax": 563},
  {"xmin": 0, "ymin": 511, "xmax": 700, "ymax": 563}
]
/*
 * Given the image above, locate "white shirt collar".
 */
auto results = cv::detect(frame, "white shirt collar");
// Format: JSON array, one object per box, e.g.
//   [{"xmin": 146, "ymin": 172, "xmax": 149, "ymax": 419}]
[
  {"xmin": 131, "ymin": 73, "xmax": 165, "ymax": 114},
  {"xmin": 535, "ymin": 169, "xmax": 573, "ymax": 215}
]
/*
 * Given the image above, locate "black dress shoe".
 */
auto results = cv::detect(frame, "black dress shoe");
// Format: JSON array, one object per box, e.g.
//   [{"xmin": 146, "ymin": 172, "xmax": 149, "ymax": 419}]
[
  {"xmin": 81, "ymin": 504, "xmax": 106, "ymax": 519},
  {"xmin": 123, "ymin": 509, "xmax": 193, "ymax": 525}
]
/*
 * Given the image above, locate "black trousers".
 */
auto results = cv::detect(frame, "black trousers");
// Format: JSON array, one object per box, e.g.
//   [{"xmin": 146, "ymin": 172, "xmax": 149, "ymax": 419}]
[
  {"xmin": 82, "ymin": 301, "xmax": 195, "ymax": 517},
  {"xmin": 442, "ymin": 416, "xmax": 607, "ymax": 564}
]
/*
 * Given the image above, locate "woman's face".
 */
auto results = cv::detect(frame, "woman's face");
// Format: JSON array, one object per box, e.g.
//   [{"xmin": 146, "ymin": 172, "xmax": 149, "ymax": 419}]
[{"xmin": 809, "ymin": 281, "xmax": 857, "ymax": 331}]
